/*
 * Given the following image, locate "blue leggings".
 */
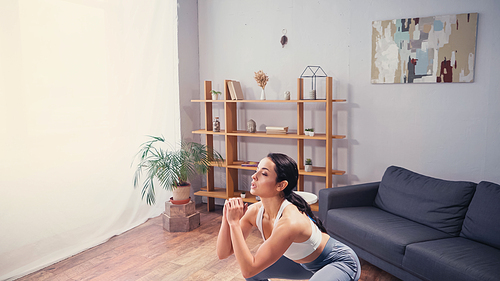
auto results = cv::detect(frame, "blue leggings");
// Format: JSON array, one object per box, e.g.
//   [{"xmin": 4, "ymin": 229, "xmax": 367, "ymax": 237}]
[{"xmin": 245, "ymin": 237, "xmax": 360, "ymax": 281}]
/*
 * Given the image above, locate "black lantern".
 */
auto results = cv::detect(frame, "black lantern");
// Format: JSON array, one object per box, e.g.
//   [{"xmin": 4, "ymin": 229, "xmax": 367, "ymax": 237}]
[{"xmin": 300, "ymin": 66, "xmax": 327, "ymax": 100}]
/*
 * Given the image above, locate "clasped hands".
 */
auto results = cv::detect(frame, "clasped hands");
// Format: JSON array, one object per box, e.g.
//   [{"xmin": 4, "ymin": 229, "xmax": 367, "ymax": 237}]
[{"xmin": 224, "ymin": 197, "xmax": 248, "ymax": 226}]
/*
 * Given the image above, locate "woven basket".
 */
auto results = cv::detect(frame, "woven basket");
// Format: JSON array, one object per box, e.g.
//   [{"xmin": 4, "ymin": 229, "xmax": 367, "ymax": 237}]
[{"xmin": 172, "ymin": 183, "xmax": 191, "ymax": 201}]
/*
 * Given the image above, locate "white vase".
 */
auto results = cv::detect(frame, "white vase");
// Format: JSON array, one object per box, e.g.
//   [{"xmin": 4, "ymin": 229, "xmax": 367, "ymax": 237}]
[
  {"xmin": 260, "ymin": 88, "xmax": 266, "ymax": 100},
  {"xmin": 284, "ymin": 91, "xmax": 290, "ymax": 100},
  {"xmin": 305, "ymin": 165, "xmax": 313, "ymax": 172}
]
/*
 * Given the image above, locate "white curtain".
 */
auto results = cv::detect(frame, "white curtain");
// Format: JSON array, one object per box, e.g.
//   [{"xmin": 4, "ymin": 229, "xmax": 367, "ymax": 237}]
[{"xmin": 0, "ymin": 1, "xmax": 180, "ymax": 280}]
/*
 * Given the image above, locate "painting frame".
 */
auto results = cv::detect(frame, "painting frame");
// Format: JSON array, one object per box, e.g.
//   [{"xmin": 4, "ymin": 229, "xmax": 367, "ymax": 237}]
[{"xmin": 371, "ymin": 13, "xmax": 478, "ymax": 84}]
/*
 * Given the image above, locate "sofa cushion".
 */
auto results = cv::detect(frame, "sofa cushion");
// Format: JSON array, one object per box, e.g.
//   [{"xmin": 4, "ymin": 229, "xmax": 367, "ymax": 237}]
[
  {"xmin": 326, "ymin": 206, "xmax": 451, "ymax": 266},
  {"xmin": 403, "ymin": 237, "xmax": 500, "ymax": 281},
  {"xmin": 374, "ymin": 166, "xmax": 476, "ymax": 236},
  {"xmin": 460, "ymin": 181, "xmax": 500, "ymax": 249}
]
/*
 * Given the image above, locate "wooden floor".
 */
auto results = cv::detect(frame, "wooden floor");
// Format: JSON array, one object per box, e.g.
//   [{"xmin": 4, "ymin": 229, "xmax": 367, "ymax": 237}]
[{"xmin": 18, "ymin": 204, "xmax": 400, "ymax": 281}]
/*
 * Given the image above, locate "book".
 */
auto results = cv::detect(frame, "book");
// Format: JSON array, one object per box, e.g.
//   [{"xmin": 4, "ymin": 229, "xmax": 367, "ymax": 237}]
[
  {"xmin": 266, "ymin": 126, "xmax": 288, "ymax": 134},
  {"xmin": 228, "ymin": 81, "xmax": 237, "ymax": 100},
  {"xmin": 228, "ymin": 81, "xmax": 244, "ymax": 100},
  {"xmin": 266, "ymin": 130, "xmax": 287, "ymax": 134},
  {"xmin": 266, "ymin": 126, "xmax": 288, "ymax": 131}
]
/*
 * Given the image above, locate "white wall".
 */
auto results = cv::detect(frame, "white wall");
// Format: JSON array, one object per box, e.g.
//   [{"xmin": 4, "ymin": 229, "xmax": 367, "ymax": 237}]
[{"xmin": 197, "ymin": 0, "xmax": 500, "ymax": 195}]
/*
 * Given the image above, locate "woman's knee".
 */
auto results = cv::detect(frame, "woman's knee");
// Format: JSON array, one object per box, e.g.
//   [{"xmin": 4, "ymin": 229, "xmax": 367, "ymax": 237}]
[{"xmin": 310, "ymin": 263, "xmax": 357, "ymax": 281}]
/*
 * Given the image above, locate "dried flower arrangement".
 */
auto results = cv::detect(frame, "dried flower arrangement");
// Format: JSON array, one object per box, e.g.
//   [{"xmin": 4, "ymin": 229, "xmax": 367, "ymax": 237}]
[{"xmin": 254, "ymin": 70, "xmax": 269, "ymax": 89}]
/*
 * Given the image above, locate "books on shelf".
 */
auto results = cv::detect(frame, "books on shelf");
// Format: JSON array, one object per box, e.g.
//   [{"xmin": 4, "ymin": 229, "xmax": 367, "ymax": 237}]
[
  {"xmin": 266, "ymin": 130, "xmax": 287, "ymax": 134},
  {"xmin": 266, "ymin": 126, "xmax": 288, "ymax": 134},
  {"xmin": 228, "ymin": 80, "xmax": 244, "ymax": 100}
]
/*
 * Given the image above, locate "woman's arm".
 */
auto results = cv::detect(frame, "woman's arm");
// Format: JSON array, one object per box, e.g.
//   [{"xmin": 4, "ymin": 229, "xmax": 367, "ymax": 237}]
[
  {"xmin": 216, "ymin": 203, "xmax": 233, "ymax": 259},
  {"xmin": 226, "ymin": 199, "xmax": 296, "ymax": 279},
  {"xmin": 216, "ymin": 199, "xmax": 254, "ymax": 260}
]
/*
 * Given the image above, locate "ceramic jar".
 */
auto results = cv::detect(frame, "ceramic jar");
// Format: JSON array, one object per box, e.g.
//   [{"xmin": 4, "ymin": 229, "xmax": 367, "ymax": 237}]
[{"xmin": 213, "ymin": 117, "xmax": 220, "ymax": 132}]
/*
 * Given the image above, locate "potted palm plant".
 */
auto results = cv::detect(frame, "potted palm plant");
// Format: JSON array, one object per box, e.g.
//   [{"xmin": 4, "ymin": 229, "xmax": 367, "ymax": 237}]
[{"xmin": 133, "ymin": 136, "xmax": 223, "ymax": 205}]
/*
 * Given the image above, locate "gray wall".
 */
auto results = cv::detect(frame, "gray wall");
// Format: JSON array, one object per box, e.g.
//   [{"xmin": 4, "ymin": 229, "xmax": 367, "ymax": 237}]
[
  {"xmin": 194, "ymin": 0, "xmax": 500, "ymax": 195},
  {"xmin": 178, "ymin": 0, "xmax": 204, "ymax": 202}
]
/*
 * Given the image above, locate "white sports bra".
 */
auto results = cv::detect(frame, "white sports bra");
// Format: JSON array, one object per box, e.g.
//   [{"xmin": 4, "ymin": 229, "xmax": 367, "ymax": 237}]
[{"xmin": 255, "ymin": 200, "xmax": 323, "ymax": 260}]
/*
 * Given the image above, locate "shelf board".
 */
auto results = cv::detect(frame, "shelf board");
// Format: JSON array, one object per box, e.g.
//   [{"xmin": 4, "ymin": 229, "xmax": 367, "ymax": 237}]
[
  {"xmin": 209, "ymin": 160, "xmax": 226, "ymax": 167},
  {"xmin": 193, "ymin": 129, "xmax": 346, "ymax": 139},
  {"xmin": 229, "ymin": 131, "xmax": 319, "ymax": 139},
  {"xmin": 195, "ymin": 187, "xmax": 318, "ymax": 211},
  {"xmin": 299, "ymin": 166, "xmax": 346, "ymax": 176},
  {"xmin": 224, "ymin": 164, "xmax": 345, "ymax": 176},
  {"xmin": 196, "ymin": 187, "xmax": 259, "ymax": 203},
  {"xmin": 227, "ymin": 164, "xmax": 258, "ymax": 171},
  {"xmin": 191, "ymin": 99, "xmax": 346, "ymax": 103},
  {"xmin": 193, "ymin": 129, "xmax": 227, "ymax": 136},
  {"xmin": 192, "ymin": 99, "xmax": 226, "ymax": 102}
]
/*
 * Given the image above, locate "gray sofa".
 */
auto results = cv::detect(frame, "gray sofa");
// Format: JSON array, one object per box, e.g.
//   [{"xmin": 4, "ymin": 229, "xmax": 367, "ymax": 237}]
[{"xmin": 318, "ymin": 166, "xmax": 500, "ymax": 281}]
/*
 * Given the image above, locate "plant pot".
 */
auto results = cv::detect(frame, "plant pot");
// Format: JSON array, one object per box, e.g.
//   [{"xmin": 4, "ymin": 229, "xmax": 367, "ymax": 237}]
[
  {"xmin": 240, "ymin": 192, "xmax": 246, "ymax": 198},
  {"xmin": 212, "ymin": 94, "xmax": 218, "ymax": 100},
  {"xmin": 305, "ymin": 165, "xmax": 313, "ymax": 172},
  {"xmin": 172, "ymin": 183, "xmax": 191, "ymax": 201},
  {"xmin": 170, "ymin": 197, "xmax": 191, "ymax": 205}
]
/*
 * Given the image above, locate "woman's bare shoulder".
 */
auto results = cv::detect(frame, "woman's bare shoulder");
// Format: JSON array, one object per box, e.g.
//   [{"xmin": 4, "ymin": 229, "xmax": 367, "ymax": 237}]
[
  {"xmin": 249, "ymin": 201, "xmax": 263, "ymax": 210},
  {"xmin": 241, "ymin": 202, "xmax": 262, "ymax": 226},
  {"xmin": 279, "ymin": 204, "xmax": 310, "ymax": 229}
]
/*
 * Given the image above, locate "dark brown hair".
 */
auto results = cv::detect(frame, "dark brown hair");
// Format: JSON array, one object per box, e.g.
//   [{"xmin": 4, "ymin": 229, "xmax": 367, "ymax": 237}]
[{"xmin": 267, "ymin": 153, "xmax": 326, "ymax": 232}]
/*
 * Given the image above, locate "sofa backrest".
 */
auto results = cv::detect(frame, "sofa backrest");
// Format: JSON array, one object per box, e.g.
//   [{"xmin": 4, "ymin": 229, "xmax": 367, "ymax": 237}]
[
  {"xmin": 460, "ymin": 181, "xmax": 500, "ymax": 249},
  {"xmin": 374, "ymin": 166, "xmax": 476, "ymax": 236}
]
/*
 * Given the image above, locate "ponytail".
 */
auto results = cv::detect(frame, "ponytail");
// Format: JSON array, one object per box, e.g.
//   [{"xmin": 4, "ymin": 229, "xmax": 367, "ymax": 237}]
[
  {"xmin": 267, "ymin": 153, "xmax": 327, "ymax": 233},
  {"xmin": 284, "ymin": 190, "xmax": 327, "ymax": 233}
]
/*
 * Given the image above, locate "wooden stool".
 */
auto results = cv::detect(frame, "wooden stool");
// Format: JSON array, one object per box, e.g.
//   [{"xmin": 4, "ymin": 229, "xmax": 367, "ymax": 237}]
[{"xmin": 162, "ymin": 200, "xmax": 200, "ymax": 232}]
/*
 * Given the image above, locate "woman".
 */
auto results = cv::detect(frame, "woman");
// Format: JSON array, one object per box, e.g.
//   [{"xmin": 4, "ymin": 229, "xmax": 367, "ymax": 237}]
[{"xmin": 217, "ymin": 153, "xmax": 360, "ymax": 281}]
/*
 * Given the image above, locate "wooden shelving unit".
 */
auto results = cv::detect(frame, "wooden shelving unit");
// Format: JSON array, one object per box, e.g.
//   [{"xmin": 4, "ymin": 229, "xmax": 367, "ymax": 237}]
[{"xmin": 193, "ymin": 78, "xmax": 345, "ymax": 212}]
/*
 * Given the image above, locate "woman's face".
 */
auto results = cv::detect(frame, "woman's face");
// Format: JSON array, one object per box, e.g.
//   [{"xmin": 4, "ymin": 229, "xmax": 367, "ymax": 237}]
[{"xmin": 250, "ymin": 157, "xmax": 281, "ymax": 197}]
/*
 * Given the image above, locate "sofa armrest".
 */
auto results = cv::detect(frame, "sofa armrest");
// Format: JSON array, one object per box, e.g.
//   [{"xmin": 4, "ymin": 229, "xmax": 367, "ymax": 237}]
[{"xmin": 318, "ymin": 182, "xmax": 380, "ymax": 223}]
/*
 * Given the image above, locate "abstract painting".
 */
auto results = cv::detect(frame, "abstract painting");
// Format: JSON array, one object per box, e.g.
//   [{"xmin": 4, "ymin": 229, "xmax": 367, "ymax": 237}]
[{"xmin": 371, "ymin": 13, "xmax": 478, "ymax": 83}]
